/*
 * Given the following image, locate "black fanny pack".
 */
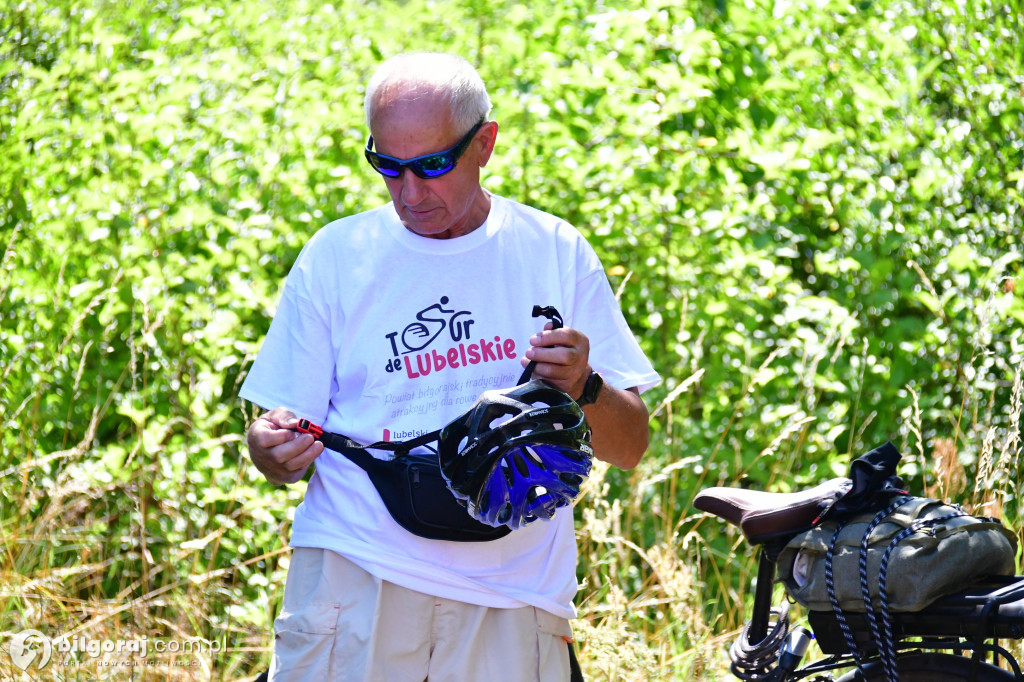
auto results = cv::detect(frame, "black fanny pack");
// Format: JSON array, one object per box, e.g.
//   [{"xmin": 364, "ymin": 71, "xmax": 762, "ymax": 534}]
[{"xmin": 297, "ymin": 420, "xmax": 510, "ymax": 542}]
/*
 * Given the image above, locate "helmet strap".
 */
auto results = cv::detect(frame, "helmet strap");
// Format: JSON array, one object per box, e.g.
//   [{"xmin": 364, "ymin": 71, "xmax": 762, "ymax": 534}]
[{"xmin": 516, "ymin": 305, "xmax": 564, "ymax": 386}]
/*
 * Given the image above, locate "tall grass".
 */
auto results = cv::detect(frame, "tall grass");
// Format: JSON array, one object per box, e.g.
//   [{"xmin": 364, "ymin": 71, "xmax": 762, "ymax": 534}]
[
  {"xmin": 2, "ymin": 391, "xmax": 1022, "ymax": 681},
  {"xmin": 4, "ymin": 0, "xmax": 1022, "ymax": 677},
  {"xmin": 3, "ymin": 271, "xmax": 1021, "ymax": 680},
  {"xmin": 1, "ymin": 232, "xmax": 1021, "ymax": 680}
]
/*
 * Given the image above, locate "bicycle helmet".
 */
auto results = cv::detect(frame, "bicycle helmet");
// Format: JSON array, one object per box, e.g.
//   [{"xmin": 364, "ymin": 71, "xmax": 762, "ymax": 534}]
[{"xmin": 438, "ymin": 380, "xmax": 594, "ymax": 529}]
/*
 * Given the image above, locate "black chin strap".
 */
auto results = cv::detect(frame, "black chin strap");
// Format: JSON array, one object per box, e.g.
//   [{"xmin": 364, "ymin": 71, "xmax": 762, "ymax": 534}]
[{"xmin": 516, "ymin": 305, "xmax": 564, "ymax": 385}]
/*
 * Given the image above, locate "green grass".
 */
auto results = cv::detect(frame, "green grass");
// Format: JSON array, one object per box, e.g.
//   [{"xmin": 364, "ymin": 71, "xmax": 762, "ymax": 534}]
[
  {"xmin": 2, "ymin": 0, "xmax": 1022, "ymax": 677},
  {"xmin": 1, "ymin": 354, "xmax": 1022, "ymax": 680}
]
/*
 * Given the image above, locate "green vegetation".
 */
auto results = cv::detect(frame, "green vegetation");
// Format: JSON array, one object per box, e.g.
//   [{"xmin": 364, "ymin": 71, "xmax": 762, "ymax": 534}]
[{"xmin": 1, "ymin": 0, "xmax": 1021, "ymax": 679}]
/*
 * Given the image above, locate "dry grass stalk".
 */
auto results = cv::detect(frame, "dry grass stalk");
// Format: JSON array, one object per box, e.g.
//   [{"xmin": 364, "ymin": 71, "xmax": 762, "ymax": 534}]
[
  {"xmin": 905, "ymin": 386, "xmax": 926, "ymax": 475},
  {"xmin": 650, "ymin": 369, "xmax": 705, "ymax": 420},
  {"xmin": 996, "ymin": 366, "xmax": 1022, "ymax": 478},
  {"xmin": 759, "ymin": 415, "xmax": 816, "ymax": 459},
  {"xmin": 972, "ymin": 427, "xmax": 999, "ymax": 515},
  {"xmin": 928, "ymin": 437, "xmax": 965, "ymax": 500}
]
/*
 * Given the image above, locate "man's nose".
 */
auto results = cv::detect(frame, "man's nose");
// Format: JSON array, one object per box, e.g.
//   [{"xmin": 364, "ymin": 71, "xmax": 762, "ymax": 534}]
[{"xmin": 399, "ymin": 172, "xmax": 429, "ymax": 204}]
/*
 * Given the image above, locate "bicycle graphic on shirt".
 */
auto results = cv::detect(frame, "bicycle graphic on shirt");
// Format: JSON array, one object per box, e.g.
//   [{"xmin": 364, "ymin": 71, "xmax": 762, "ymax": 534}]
[{"xmin": 385, "ymin": 297, "xmax": 476, "ymax": 358}]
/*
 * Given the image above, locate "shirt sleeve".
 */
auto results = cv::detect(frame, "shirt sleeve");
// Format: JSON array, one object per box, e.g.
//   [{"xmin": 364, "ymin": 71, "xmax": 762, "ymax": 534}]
[
  {"xmin": 570, "ymin": 255, "xmax": 660, "ymax": 395},
  {"xmin": 239, "ymin": 254, "xmax": 340, "ymax": 423}
]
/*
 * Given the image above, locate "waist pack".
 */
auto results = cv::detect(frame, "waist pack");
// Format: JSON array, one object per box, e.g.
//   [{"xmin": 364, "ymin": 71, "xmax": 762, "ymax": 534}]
[
  {"xmin": 297, "ymin": 420, "xmax": 510, "ymax": 542},
  {"xmin": 778, "ymin": 495, "xmax": 1018, "ymax": 612}
]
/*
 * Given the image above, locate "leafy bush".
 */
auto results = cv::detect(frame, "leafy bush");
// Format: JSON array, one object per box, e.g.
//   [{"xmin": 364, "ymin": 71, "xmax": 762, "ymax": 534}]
[{"xmin": 1, "ymin": 0, "xmax": 1020, "ymax": 678}]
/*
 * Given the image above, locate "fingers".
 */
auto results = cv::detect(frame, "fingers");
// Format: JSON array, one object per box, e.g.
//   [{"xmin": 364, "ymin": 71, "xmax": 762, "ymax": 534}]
[
  {"xmin": 522, "ymin": 327, "xmax": 590, "ymax": 396},
  {"xmin": 278, "ymin": 437, "xmax": 324, "ymax": 473},
  {"xmin": 524, "ymin": 328, "xmax": 589, "ymax": 366},
  {"xmin": 249, "ymin": 410, "xmax": 298, "ymax": 447},
  {"xmin": 260, "ymin": 407, "xmax": 300, "ymax": 430},
  {"xmin": 247, "ymin": 408, "xmax": 324, "ymax": 485}
]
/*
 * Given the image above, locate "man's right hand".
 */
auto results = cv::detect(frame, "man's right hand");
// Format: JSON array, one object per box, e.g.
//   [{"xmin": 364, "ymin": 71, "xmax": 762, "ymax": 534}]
[{"xmin": 246, "ymin": 407, "xmax": 324, "ymax": 485}]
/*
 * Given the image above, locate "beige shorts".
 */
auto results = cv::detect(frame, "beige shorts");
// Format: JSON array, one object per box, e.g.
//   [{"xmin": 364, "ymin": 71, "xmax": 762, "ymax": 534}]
[{"xmin": 268, "ymin": 547, "xmax": 573, "ymax": 682}]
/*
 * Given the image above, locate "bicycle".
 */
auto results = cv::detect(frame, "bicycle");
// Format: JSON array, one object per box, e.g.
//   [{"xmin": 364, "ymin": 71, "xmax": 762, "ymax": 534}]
[{"xmin": 694, "ymin": 476, "xmax": 1024, "ymax": 681}]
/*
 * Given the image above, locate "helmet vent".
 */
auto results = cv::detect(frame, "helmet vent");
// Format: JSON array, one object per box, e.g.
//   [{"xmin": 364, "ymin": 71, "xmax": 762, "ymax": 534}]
[
  {"xmin": 486, "ymin": 413, "xmax": 516, "ymax": 430},
  {"xmin": 512, "ymin": 451, "xmax": 530, "ymax": 476},
  {"xmin": 524, "ymin": 444, "xmax": 548, "ymax": 471},
  {"xmin": 436, "ymin": 379, "xmax": 593, "ymax": 530}
]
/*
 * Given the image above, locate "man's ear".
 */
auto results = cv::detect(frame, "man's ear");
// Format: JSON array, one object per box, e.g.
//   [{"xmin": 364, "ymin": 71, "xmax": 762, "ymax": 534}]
[{"xmin": 475, "ymin": 120, "xmax": 499, "ymax": 167}]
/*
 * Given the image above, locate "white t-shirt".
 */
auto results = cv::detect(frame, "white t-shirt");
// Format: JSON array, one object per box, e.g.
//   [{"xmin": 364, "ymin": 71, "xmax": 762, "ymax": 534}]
[{"xmin": 240, "ymin": 194, "xmax": 659, "ymax": 619}]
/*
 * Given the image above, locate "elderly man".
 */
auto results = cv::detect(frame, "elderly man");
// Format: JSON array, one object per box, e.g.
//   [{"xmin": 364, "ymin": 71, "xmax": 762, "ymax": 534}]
[{"xmin": 242, "ymin": 52, "xmax": 659, "ymax": 681}]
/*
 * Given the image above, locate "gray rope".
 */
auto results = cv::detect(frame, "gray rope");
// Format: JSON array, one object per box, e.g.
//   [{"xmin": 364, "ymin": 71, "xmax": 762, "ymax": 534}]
[
  {"xmin": 857, "ymin": 497, "xmax": 914, "ymax": 682},
  {"xmin": 825, "ymin": 519, "xmax": 863, "ymax": 674},
  {"xmin": 877, "ymin": 509, "xmax": 969, "ymax": 682}
]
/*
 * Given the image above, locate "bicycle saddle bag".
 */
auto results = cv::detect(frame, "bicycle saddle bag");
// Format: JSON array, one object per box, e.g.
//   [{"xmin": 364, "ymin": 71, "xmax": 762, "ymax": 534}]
[
  {"xmin": 778, "ymin": 496, "xmax": 1018, "ymax": 612},
  {"xmin": 777, "ymin": 444, "xmax": 1018, "ymax": 613}
]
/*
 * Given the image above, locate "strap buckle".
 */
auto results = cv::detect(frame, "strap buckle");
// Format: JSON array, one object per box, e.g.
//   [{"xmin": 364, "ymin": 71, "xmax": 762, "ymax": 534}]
[
  {"xmin": 517, "ymin": 305, "xmax": 564, "ymax": 386},
  {"xmin": 296, "ymin": 418, "xmax": 323, "ymax": 438},
  {"xmin": 532, "ymin": 305, "xmax": 563, "ymax": 330}
]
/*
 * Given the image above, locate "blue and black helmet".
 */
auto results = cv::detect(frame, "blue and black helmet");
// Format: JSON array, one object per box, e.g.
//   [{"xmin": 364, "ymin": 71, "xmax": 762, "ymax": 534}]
[{"xmin": 438, "ymin": 380, "xmax": 594, "ymax": 529}]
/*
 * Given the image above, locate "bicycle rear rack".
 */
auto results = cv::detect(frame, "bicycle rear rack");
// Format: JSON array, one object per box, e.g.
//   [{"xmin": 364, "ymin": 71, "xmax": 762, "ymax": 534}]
[{"xmin": 808, "ymin": 575, "xmax": 1024, "ymax": 676}]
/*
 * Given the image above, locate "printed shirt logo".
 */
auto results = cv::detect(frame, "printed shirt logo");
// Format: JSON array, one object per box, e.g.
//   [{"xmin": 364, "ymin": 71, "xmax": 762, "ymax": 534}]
[{"xmin": 383, "ymin": 296, "xmax": 517, "ymax": 380}]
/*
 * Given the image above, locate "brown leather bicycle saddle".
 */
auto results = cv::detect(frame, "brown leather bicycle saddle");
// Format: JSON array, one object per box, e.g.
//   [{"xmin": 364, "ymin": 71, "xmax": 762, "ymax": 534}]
[{"xmin": 694, "ymin": 477, "xmax": 851, "ymax": 544}]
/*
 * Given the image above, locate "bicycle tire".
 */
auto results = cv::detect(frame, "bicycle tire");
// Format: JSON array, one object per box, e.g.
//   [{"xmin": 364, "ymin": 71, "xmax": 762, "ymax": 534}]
[{"xmin": 834, "ymin": 652, "xmax": 1017, "ymax": 681}]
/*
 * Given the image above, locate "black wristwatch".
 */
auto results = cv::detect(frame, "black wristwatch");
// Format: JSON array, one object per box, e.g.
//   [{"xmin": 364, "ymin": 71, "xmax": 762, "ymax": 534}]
[{"xmin": 576, "ymin": 371, "xmax": 604, "ymax": 407}]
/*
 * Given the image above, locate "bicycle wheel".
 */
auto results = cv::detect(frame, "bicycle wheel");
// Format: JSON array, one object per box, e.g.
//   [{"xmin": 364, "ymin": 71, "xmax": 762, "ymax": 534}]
[{"xmin": 834, "ymin": 652, "xmax": 1017, "ymax": 681}]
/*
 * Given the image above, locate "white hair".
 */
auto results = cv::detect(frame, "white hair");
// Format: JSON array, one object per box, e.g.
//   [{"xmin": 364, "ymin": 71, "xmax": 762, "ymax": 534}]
[{"xmin": 364, "ymin": 52, "xmax": 492, "ymax": 131}]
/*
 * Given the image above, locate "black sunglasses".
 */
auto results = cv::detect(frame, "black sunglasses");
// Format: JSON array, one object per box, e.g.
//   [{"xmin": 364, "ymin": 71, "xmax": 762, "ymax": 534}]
[{"xmin": 364, "ymin": 119, "xmax": 485, "ymax": 180}]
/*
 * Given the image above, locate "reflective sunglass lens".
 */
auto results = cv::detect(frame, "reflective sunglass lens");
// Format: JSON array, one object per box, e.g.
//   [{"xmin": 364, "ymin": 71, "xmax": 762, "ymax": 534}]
[
  {"xmin": 421, "ymin": 165, "xmax": 454, "ymax": 178},
  {"xmin": 419, "ymin": 154, "xmax": 452, "ymax": 172},
  {"xmin": 369, "ymin": 156, "xmax": 401, "ymax": 177}
]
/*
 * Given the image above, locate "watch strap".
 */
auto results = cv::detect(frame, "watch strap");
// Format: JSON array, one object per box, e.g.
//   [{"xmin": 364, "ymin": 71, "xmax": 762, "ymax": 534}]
[{"xmin": 576, "ymin": 371, "xmax": 604, "ymax": 407}]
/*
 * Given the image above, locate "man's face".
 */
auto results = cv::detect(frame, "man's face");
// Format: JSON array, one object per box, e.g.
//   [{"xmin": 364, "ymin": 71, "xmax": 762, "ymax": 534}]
[{"xmin": 369, "ymin": 97, "xmax": 495, "ymax": 240}]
